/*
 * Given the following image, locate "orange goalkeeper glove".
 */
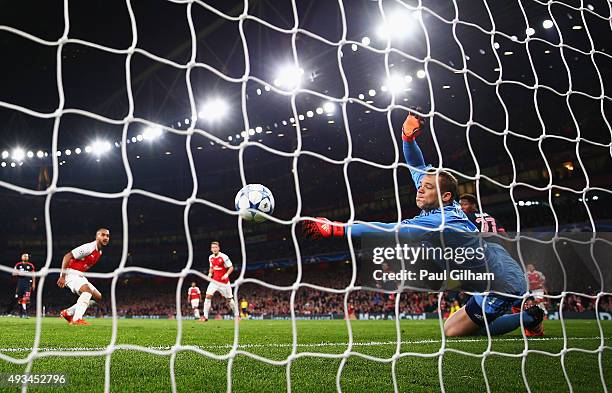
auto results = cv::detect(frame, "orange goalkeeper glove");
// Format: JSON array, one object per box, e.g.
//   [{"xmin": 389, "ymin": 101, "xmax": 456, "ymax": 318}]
[
  {"xmin": 302, "ymin": 217, "xmax": 344, "ymax": 239},
  {"xmin": 402, "ymin": 113, "xmax": 424, "ymax": 142}
]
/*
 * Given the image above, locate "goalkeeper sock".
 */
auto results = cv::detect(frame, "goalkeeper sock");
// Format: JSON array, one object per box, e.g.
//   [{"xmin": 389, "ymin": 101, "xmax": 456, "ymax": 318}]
[
  {"xmin": 228, "ymin": 298, "xmax": 238, "ymax": 317},
  {"xmin": 72, "ymin": 292, "xmax": 92, "ymax": 321},
  {"xmin": 477, "ymin": 312, "xmax": 535, "ymax": 336},
  {"xmin": 194, "ymin": 308, "xmax": 200, "ymax": 319},
  {"xmin": 203, "ymin": 298, "xmax": 211, "ymax": 319}
]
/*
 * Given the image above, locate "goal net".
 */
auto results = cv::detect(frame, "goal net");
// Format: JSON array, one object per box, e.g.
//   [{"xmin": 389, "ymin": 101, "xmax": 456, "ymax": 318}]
[{"xmin": 0, "ymin": 0, "xmax": 610, "ymax": 392}]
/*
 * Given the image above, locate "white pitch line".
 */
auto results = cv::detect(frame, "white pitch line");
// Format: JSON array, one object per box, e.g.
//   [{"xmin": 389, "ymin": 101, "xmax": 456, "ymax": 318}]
[{"xmin": 0, "ymin": 337, "xmax": 608, "ymax": 353}]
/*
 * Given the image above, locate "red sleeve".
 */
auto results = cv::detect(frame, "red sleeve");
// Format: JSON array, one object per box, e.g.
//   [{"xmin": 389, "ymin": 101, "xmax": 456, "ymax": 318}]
[{"xmin": 27, "ymin": 263, "xmax": 35, "ymax": 271}]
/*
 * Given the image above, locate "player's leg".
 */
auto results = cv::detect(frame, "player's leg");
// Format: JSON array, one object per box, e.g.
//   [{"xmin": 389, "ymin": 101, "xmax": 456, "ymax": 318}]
[
  {"xmin": 219, "ymin": 284, "xmax": 238, "ymax": 318},
  {"xmin": 446, "ymin": 294, "xmax": 544, "ymax": 337},
  {"xmin": 191, "ymin": 299, "xmax": 200, "ymax": 319},
  {"xmin": 203, "ymin": 282, "xmax": 217, "ymax": 321}
]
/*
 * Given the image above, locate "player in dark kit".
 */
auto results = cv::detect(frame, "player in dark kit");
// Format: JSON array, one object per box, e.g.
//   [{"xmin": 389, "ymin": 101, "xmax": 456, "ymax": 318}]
[
  {"xmin": 459, "ymin": 194, "xmax": 506, "ymax": 234},
  {"xmin": 13, "ymin": 253, "xmax": 36, "ymax": 318}
]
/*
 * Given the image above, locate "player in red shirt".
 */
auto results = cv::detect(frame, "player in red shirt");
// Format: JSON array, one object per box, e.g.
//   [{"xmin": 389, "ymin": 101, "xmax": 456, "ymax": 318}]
[
  {"xmin": 187, "ymin": 282, "xmax": 202, "ymax": 319},
  {"xmin": 524, "ymin": 264, "xmax": 547, "ymax": 336},
  {"xmin": 202, "ymin": 241, "xmax": 238, "ymax": 322},
  {"xmin": 57, "ymin": 228, "xmax": 110, "ymax": 326}
]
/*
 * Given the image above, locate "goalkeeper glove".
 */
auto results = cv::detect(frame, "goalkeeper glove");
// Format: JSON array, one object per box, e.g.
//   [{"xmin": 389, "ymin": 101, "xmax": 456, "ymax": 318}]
[
  {"xmin": 402, "ymin": 113, "xmax": 424, "ymax": 142},
  {"xmin": 302, "ymin": 217, "xmax": 344, "ymax": 239}
]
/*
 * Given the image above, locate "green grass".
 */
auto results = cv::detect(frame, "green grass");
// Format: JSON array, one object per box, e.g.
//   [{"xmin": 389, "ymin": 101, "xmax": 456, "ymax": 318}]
[{"xmin": 0, "ymin": 317, "xmax": 610, "ymax": 392}]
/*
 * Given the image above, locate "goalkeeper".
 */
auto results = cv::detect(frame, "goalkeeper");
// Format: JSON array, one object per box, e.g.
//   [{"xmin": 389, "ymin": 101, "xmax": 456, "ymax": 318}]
[{"xmin": 303, "ymin": 112, "xmax": 543, "ymax": 337}]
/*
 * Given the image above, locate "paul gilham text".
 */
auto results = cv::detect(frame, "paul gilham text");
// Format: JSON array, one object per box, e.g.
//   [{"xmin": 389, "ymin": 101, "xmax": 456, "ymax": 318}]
[{"xmin": 373, "ymin": 269, "xmax": 495, "ymax": 282}]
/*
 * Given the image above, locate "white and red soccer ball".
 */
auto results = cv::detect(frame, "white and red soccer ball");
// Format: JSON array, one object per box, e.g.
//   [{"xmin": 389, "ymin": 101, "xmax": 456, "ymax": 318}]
[{"xmin": 234, "ymin": 184, "xmax": 275, "ymax": 223}]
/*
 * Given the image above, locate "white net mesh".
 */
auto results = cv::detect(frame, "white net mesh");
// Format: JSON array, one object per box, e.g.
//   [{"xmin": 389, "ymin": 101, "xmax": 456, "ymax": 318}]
[{"xmin": 0, "ymin": 0, "xmax": 611, "ymax": 392}]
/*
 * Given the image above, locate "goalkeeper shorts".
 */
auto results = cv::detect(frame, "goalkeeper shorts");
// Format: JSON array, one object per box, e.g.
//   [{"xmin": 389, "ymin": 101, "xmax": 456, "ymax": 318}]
[{"xmin": 465, "ymin": 294, "xmax": 522, "ymax": 327}]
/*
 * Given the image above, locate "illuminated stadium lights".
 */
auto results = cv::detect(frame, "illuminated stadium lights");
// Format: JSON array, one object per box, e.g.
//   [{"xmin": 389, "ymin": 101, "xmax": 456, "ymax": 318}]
[
  {"xmin": 404, "ymin": 75, "xmax": 413, "ymax": 83},
  {"xmin": 136, "ymin": 134, "xmax": 144, "ymax": 142},
  {"xmin": 493, "ymin": 42, "xmax": 500, "ymax": 49},
  {"xmin": 572, "ymin": 25, "xmax": 582, "ymax": 30},
  {"xmin": 26, "ymin": 151, "xmax": 33, "ymax": 158},
  {"xmin": 593, "ymin": 195, "xmax": 599, "ymax": 200},
  {"xmin": 91, "ymin": 140, "xmax": 112, "ymax": 155},
  {"xmin": 315, "ymin": 107, "xmax": 323, "ymax": 115},
  {"xmin": 264, "ymin": 85, "xmax": 271, "ymax": 92},
  {"xmin": 368, "ymin": 89, "xmax": 376, "ymax": 96},
  {"xmin": 504, "ymin": 51, "xmax": 514, "ymax": 56},
  {"xmin": 543, "ymin": 19, "xmax": 554, "ymax": 29},
  {"xmin": 544, "ymin": 50, "xmax": 551, "ymax": 54},
  {"xmin": 184, "ymin": 118, "xmax": 190, "ymax": 125},
  {"xmin": 351, "ymin": 43, "xmax": 358, "ymax": 51},
  {"xmin": 416, "ymin": 70, "xmax": 426, "ymax": 79},
  {"xmin": 306, "ymin": 110, "xmax": 314, "ymax": 117},
  {"xmin": 0, "ymin": 162, "xmax": 5, "ymax": 167},
  {"xmin": 75, "ymin": 148, "xmax": 81, "ymax": 154},
  {"xmin": 385, "ymin": 74, "xmax": 407, "ymax": 94},
  {"xmin": 85, "ymin": 146, "xmax": 92, "ymax": 153},
  {"xmin": 255, "ymin": 126, "xmax": 263, "ymax": 133},
  {"xmin": 376, "ymin": 9, "xmax": 417, "ymax": 40},
  {"xmin": 11, "ymin": 148, "xmax": 25, "ymax": 161},
  {"xmin": 361, "ymin": 36, "xmax": 370, "ymax": 46},
  {"xmin": 323, "ymin": 102, "xmax": 335, "ymax": 114},
  {"xmin": 1, "ymin": 151, "xmax": 8, "ymax": 159},
  {"xmin": 256, "ymin": 88, "xmax": 262, "ymax": 95},
  {"xmin": 198, "ymin": 98, "xmax": 229, "ymax": 121},
  {"xmin": 358, "ymin": 93, "xmax": 365, "ymax": 100},
  {"xmin": 143, "ymin": 127, "xmax": 162, "ymax": 141},
  {"xmin": 298, "ymin": 114, "xmax": 305, "ymax": 121},
  {"xmin": 526, "ymin": 27, "xmax": 535, "ymax": 37},
  {"xmin": 10, "ymin": 162, "xmax": 16, "ymax": 167},
  {"xmin": 65, "ymin": 149, "xmax": 71, "ymax": 156},
  {"xmin": 380, "ymin": 85, "xmax": 388, "ymax": 92},
  {"xmin": 36, "ymin": 151, "xmax": 44, "ymax": 158},
  {"xmin": 273, "ymin": 65, "xmax": 304, "ymax": 89},
  {"xmin": 131, "ymin": 137, "xmax": 137, "ymax": 143}
]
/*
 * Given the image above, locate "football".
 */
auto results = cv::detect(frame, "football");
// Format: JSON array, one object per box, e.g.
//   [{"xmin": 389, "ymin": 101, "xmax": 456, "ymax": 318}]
[{"xmin": 234, "ymin": 184, "xmax": 275, "ymax": 223}]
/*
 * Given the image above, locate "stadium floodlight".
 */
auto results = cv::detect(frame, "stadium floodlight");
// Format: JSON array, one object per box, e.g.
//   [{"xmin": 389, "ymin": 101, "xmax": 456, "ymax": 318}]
[
  {"xmin": 65, "ymin": 149, "xmax": 71, "ymax": 156},
  {"xmin": 273, "ymin": 65, "xmax": 304, "ymax": 90},
  {"xmin": 0, "ymin": 162, "xmax": 5, "ymax": 167},
  {"xmin": 11, "ymin": 148, "xmax": 25, "ymax": 161},
  {"xmin": 306, "ymin": 110, "xmax": 314, "ymax": 118},
  {"xmin": 416, "ymin": 69, "xmax": 426, "ymax": 79},
  {"xmin": 368, "ymin": 89, "xmax": 376, "ymax": 96},
  {"xmin": 74, "ymin": 148, "xmax": 81, "ymax": 154},
  {"xmin": 91, "ymin": 140, "xmax": 112, "ymax": 156},
  {"xmin": 255, "ymin": 126, "xmax": 263, "ymax": 133},
  {"xmin": 542, "ymin": 19, "xmax": 554, "ymax": 29},
  {"xmin": 10, "ymin": 162, "xmax": 16, "ymax": 167},
  {"xmin": 323, "ymin": 102, "xmax": 335, "ymax": 114},
  {"xmin": 143, "ymin": 127, "xmax": 163, "ymax": 141},
  {"xmin": 351, "ymin": 43, "xmax": 358, "ymax": 51},
  {"xmin": 315, "ymin": 107, "xmax": 323, "ymax": 115},
  {"xmin": 27, "ymin": 151, "xmax": 34, "ymax": 158},
  {"xmin": 526, "ymin": 27, "xmax": 535, "ymax": 37},
  {"xmin": 1, "ymin": 151, "xmax": 8, "ymax": 159},
  {"xmin": 199, "ymin": 98, "xmax": 229, "ymax": 121},
  {"xmin": 36, "ymin": 150, "xmax": 44, "ymax": 158},
  {"xmin": 361, "ymin": 36, "xmax": 370, "ymax": 46},
  {"xmin": 377, "ymin": 9, "xmax": 417, "ymax": 40},
  {"xmin": 385, "ymin": 73, "xmax": 407, "ymax": 94},
  {"xmin": 136, "ymin": 134, "xmax": 143, "ymax": 142}
]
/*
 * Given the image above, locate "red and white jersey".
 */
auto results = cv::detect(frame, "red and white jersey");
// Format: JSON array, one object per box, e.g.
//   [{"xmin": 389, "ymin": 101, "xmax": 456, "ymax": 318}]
[
  {"xmin": 188, "ymin": 286, "xmax": 201, "ymax": 300},
  {"xmin": 67, "ymin": 241, "xmax": 102, "ymax": 272},
  {"xmin": 209, "ymin": 252, "xmax": 232, "ymax": 284},
  {"xmin": 527, "ymin": 270, "xmax": 545, "ymax": 290}
]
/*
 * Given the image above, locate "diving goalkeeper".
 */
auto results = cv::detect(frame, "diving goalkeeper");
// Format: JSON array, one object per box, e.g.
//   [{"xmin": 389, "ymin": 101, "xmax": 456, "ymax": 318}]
[{"xmin": 302, "ymin": 112, "xmax": 543, "ymax": 337}]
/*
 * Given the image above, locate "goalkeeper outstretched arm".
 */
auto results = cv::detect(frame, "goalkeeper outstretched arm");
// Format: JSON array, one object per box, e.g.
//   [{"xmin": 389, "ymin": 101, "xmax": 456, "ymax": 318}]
[{"xmin": 302, "ymin": 112, "xmax": 469, "ymax": 240}]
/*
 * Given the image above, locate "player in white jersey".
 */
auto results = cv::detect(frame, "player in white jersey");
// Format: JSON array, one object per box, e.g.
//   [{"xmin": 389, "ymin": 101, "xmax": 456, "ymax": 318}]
[
  {"xmin": 187, "ymin": 282, "xmax": 202, "ymax": 319},
  {"xmin": 202, "ymin": 241, "xmax": 238, "ymax": 322}
]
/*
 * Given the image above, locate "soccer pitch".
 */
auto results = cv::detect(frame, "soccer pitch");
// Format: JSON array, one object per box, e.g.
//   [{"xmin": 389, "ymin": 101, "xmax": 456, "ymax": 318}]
[{"xmin": 0, "ymin": 317, "xmax": 609, "ymax": 392}]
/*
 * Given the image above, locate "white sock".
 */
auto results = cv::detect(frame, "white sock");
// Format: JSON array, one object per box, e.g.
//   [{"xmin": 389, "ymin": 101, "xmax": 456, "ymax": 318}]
[
  {"xmin": 22, "ymin": 303, "xmax": 27, "ymax": 311},
  {"xmin": 66, "ymin": 304, "xmax": 78, "ymax": 316},
  {"xmin": 203, "ymin": 298, "xmax": 211, "ymax": 319},
  {"xmin": 194, "ymin": 308, "xmax": 200, "ymax": 319},
  {"xmin": 228, "ymin": 298, "xmax": 238, "ymax": 317},
  {"xmin": 72, "ymin": 292, "xmax": 92, "ymax": 321}
]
